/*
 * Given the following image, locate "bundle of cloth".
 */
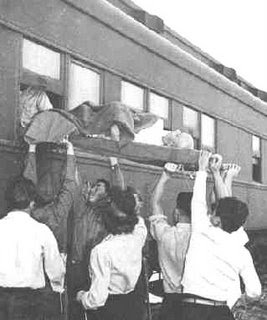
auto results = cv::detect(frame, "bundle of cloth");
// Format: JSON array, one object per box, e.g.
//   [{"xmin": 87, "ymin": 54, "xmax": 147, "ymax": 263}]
[
  {"xmin": 162, "ymin": 129, "xmax": 194, "ymax": 149},
  {"xmin": 21, "ymin": 87, "xmax": 158, "ymax": 146}
]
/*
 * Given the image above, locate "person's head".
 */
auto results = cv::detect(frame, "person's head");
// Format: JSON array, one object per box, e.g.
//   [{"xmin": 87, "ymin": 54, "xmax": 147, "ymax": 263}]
[
  {"xmin": 211, "ymin": 197, "xmax": 249, "ymax": 233},
  {"xmin": 103, "ymin": 186, "xmax": 138, "ymax": 235},
  {"xmin": 89, "ymin": 179, "xmax": 110, "ymax": 203},
  {"xmin": 126, "ymin": 186, "xmax": 143, "ymax": 213},
  {"xmin": 5, "ymin": 176, "xmax": 37, "ymax": 211},
  {"xmin": 173, "ymin": 192, "xmax": 193, "ymax": 224}
]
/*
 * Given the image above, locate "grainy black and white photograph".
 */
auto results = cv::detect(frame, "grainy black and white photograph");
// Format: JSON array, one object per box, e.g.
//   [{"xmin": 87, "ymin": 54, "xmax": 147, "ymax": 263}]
[{"xmin": 0, "ymin": 0, "xmax": 266, "ymax": 319}]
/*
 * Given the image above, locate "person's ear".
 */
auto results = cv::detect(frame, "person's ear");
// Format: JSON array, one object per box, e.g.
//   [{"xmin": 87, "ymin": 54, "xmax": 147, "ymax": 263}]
[
  {"xmin": 29, "ymin": 200, "xmax": 35, "ymax": 211},
  {"xmin": 210, "ymin": 215, "xmax": 221, "ymax": 228}
]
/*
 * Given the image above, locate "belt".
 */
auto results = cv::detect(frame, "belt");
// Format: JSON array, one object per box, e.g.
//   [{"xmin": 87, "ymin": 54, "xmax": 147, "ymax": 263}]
[{"xmin": 182, "ymin": 297, "xmax": 227, "ymax": 306}]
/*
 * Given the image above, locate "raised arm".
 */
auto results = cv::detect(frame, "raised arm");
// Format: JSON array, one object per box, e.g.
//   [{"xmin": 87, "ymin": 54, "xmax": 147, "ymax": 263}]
[
  {"xmin": 152, "ymin": 163, "xmax": 180, "ymax": 216},
  {"xmin": 223, "ymin": 164, "xmax": 241, "ymax": 197},
  {"xmin": 23, "ymin": 144, "xmax": 37, "ymax": 184},
  {"xmin": 210, "ymin": 154, "xmax": 229, "ymax": 200},
  {"xmin": 46, "ymin": 140, "xmax": 76, "ymax": 215},
  {"xmin": 150, "ymin": 163, "xmax": 177, "ymax": 242},
  {"xmin": 32, "ymin": 140, "xmax": 77, "ymax": 237},
  {"xmin": 191, "ymin": 151, "xmax": 211, "ymax": 231},
  {"xmin": 152, "ymin": 171, "xmax": 170, "ymax": 216},
  {"xmin": 109, "ymin": 157, "xmax": 125, "ymax": 190}
]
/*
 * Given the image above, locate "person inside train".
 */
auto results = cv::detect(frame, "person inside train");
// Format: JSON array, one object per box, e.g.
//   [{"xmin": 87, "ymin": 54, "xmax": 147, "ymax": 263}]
[
  {"xmin": 0, "ymin": 175, "xmax": 65, "ymax": 320},
  {"xmin": 150, "ymin": 162, "xmax": 192, "ymax": 320},
  {"xmin": 181, "ymin": 150, "xmax": 261, "ymax": 320},
  {"xmin": 76, "ymin": 186, "xmax": 147, "ymax": 320}
]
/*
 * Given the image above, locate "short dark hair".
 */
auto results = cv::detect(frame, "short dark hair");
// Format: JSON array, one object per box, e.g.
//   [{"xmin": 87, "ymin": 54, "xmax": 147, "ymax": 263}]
[
  {"xmin": 5, "ymin": 176, "xmax": 37, "ymax": 211},
  {"xmin": 176, "ymin": 192, "xmax": 193, "ymax": 218},
  {"xmin": 96, "ymin": 179, "xmax": 110, "ymax": 196},
  {"xmin": 215, "ymin": 197, "xmax": 249, "ymax": 233},
  {"xmin": 103, "ymin": 186, "xmax": 138, "ymax": 235}
]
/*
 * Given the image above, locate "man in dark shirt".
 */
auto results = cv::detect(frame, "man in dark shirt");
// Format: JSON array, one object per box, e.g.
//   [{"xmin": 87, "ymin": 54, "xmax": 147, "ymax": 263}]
[
  {"xmin": 23, "ymin": 139, "xmax": 77, "ymax": 253},
  {"xmin": 68, "ymin": 156, "xmax": 126, "ymax": 320}
]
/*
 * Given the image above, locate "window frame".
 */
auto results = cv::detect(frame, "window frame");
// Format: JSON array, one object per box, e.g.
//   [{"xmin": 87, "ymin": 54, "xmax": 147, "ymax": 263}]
[
  {"xmin": 148, "ymin": 91, "xmax": 171, "ymax": 130},
  {"xmin": 182, "ymin": 105, "xmax": 201, "ymax": 149},
  {"xmin": 67, "ymin": 59, "xmax": 103, "ymax": 110},
  {"xmin": 252, "ymin": 135, "xmax": 262, "ymax": 183},
  {"xmin": 200, "ymin": 113, "xmax": 216, "ymax": 152},
  {"xmin": 120, "ymin": 79, "xmax": 146, "ymax": 112},
  {"xmin": 21, "ymin": 38, "xmax": 65, "ymax": 109}
]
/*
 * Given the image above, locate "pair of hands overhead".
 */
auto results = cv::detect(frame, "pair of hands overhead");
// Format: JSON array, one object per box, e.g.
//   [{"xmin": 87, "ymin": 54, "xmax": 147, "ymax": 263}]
[{"xmin": 199, "ymin": 150, "xmax": 241, "ymax": 178}]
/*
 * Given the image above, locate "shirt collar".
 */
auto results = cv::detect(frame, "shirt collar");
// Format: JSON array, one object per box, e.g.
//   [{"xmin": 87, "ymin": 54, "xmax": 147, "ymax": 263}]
[
  {"xmin": 6, "ymin": 210, "xmax": 31, "ymax": 219},
  {"xmin": 230, "ymin": 227, "xmax": 249, "ymax": 246}
]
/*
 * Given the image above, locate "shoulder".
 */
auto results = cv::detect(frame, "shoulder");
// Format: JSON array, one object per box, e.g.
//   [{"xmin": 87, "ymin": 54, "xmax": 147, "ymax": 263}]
[
  {"xmin": 91, "ymin": 239, "xmax": 112, "ymax": 262},
  {"xmin": 33, "ymin": 219, "xmax": 56, "ymax": 240}
]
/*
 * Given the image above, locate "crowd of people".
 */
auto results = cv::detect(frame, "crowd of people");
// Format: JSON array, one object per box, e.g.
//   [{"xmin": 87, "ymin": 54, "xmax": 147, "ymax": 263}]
[{"xmin": 0, "ymin": 139, "xmax": 262, "ymax": 320}]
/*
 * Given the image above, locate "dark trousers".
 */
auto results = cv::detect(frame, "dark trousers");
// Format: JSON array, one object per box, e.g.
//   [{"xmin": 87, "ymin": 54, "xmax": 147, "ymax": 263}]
[
  {"xmin": 89, "ymin": 290, "xmax": 145, "ymax": 320},
  {"xmin": 159, "ymin": 293, "xmax": 184, "ymax": 320},
  {"xmin": 0, "ymin": 287, "xmax": 62, "ymax": 320},
  {"xmin": 181, "ymin": 301, "xmax": 234, "ymax": 320},
  {"xmin": 67, "ymin": 260, "xmax": 89, "ymax": 320}
]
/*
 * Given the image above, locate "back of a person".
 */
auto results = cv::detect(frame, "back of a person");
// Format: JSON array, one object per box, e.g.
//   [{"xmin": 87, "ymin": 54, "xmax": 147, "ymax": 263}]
[
  {"xmin": 0, "ymin": 212, "xmax": 45, "ymax": 288},
  {"xmin": 98, "ymin": 229, "xmax": 144, "ymax": 293},
  {"xmin": 158, "ymin": 223, "xmax": 191, "ymax": 293},
  {"xmin": 183, "ymin": 225, "xmax": 245, "ymax": 302}
]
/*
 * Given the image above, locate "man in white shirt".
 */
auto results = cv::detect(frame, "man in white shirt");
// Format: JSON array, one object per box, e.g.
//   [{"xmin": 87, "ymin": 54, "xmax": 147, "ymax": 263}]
[
  {"xmin": 149, "ymin": 163, "xmax": 192, "ymax": 320},
  {"xmin": 181, "ymin": 151, "xmax": 261, "ymax": 320},
  {"xmin": 0, "ymin": 173, "xmax": 65, "ymax": 319},
  {"xmin": 76, "ymin": 186, "xmax": 147, "ymax": 320}
]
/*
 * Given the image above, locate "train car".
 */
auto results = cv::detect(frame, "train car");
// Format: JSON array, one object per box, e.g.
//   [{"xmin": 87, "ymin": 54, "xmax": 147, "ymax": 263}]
[{"xmin": 0, "ymin": 0, "xmax": 267, "ymax": 318}]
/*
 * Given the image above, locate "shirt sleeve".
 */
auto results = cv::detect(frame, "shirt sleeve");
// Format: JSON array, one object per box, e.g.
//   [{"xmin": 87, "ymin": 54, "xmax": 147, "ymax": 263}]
[
  {"xmin": 23, "ymin": 151, "xmax": 37, "ymax": 185},
  {"xmin": 132, "ymin": 217, "xmax": 147, "ymax": 246},
  {"xmin": 110, "ymin": 164, "xmax": 125, "ymax": 190},
  {"xmin": 191, "ymin": 171, "xmax": 210, "ymax": 231},
  {"xmin": 240, "ymin": 248, "xmax": 262, "ymax": 298},
  {"xmin": 42, "ymin": 226, "xmax": 66, "ymax": 292},
  {"xmin": 33, "ymin": 155, "xmax": 76, "ymax": 227},
  {"xmin": 50, "ymin": 154, "xmax": 76, "ymax": 211},
  {"xmin": 149, "ymin": 215, "xmax": 172, "ymax": 242},
  {"xmin": 81, "ymin": 246, "xmax": 111, "ymax": 309}
]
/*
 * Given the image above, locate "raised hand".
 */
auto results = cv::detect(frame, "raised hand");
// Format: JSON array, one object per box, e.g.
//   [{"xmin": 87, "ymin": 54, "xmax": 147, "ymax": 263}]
[
  {"xmin": 209, "ymin": 154, "xmax": 222, "ymax": 175},
  {"xmin": 225, "ymin": 164, "xmax": 241, "ymax": 180},
  {"xmin": 198, "ymin": 150, "xmax": 212, "ymax": 172},
  {"xmin": 62, "ymin": 136, "xmax": 74, "ymax": 155}
]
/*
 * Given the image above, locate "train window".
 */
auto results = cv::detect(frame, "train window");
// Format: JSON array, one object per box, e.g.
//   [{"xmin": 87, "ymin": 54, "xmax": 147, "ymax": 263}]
[
  {"xmin": 22, "ymin": 39, "xmax": 60, "ymax": 79},
  {"xmin": 183, "ymin": 106, "xmax": 200, "ymax": 148},
  {"xmin": 68, "ymin": 62, "xmax": 100, "ymax": 110},
  {"xmin": 149, "ymin": 92, "xmax": 169, "ymax": 120},
  {"xmin": 201, "ymin": 114, "xmax": 215, "ymax": 151},
  {"xmin": 252, "ymin": 135, "xmax": 261, "ymax": 183},
  {"xmin": 121, "ymin": 81, "xmax": 144, "ymax": 111}
]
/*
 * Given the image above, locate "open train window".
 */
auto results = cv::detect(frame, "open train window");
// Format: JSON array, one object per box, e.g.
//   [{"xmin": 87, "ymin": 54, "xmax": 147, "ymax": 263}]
[
  {"xmin": 149, "ymin": 92, "xmax": 170, "ymax": 130},
  {"xmin": 23, "ymin": 39, "xmax": 60, "ymax": 79},
  {"xmin": 21, "ymin": 38, "xmax": 64, "ymax": 109},
  {"xmin": 121, "ymin": 81, "xmax": 145, "ymax": 111},
  {"xmin": 201, "ymin": 114, "xmax": 215, "ymax": 152},
  {"xmin": 252, "ymin": 135, "xmax": 261, "ymax": 183},
  {"xmin": 183, "ymin": 106, "xmax": 200, "ymax": 149},
  {"xmin": 68, "ymin": 62, "xmax": 101, "ymax": 110}
]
